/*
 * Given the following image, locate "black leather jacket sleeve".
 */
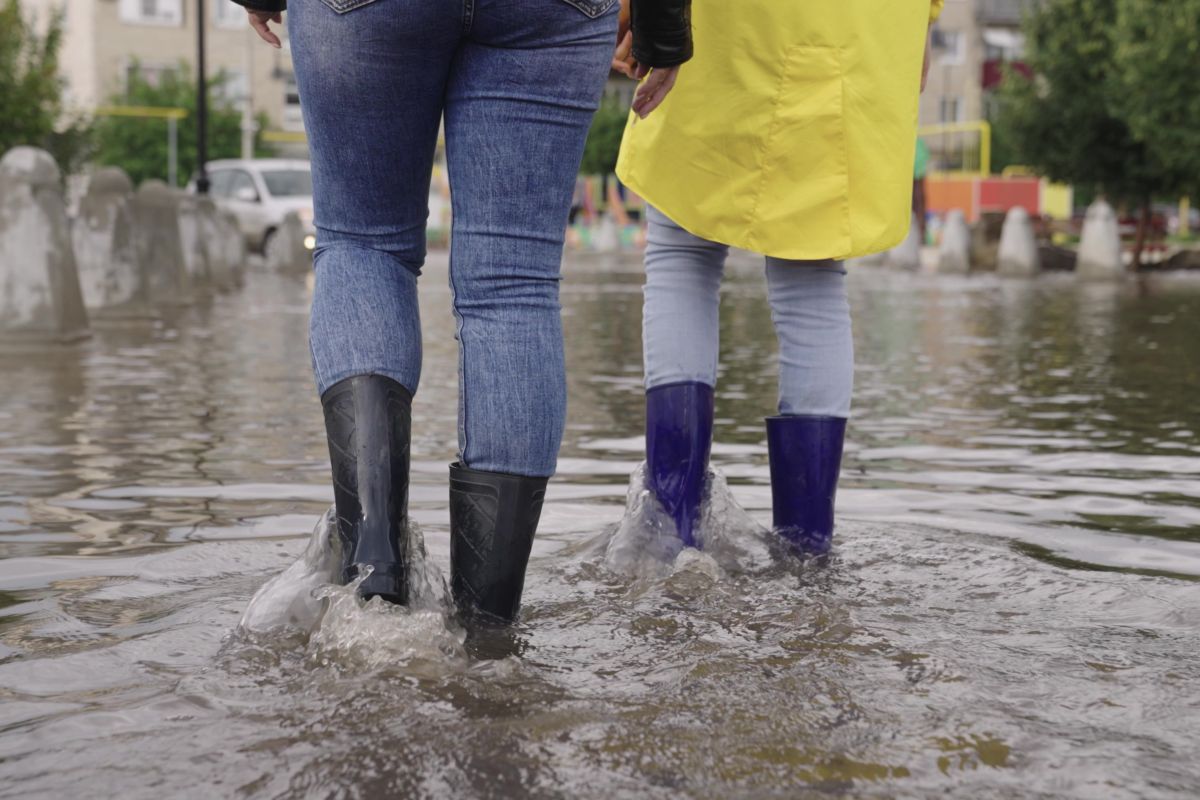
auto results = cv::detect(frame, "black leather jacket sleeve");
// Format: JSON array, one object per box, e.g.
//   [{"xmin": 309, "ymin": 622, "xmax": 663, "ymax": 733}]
[
  {"xmin": 231, "ymin": 0, "xmax": 287, "ymax": 12},
  {"xmin": 631, "ymin": 0, "xmax": 693, "ymax": 69}
]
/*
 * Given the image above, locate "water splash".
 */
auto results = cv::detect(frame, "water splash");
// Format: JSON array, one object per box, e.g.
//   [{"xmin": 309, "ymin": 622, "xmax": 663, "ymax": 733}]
[
  {"xmin": 237, "ymin": 509, "xmax": 464, "ymax": 669},
  {"xmin": 603, "ymin": 462, "xmax": 775, "ymax": 579},
  {"xmin": 308, "ymin": 584, "xmax": 465, "ymax": 672},
  {"xmin": 238, "ymin": 508, "xmax": 341, "ymax": 634}
]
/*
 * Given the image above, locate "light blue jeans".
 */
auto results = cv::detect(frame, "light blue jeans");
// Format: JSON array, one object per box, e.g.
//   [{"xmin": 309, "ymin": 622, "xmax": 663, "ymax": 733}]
[
  {"xmin": 642, "ymin": 207, "xmax": 854, "ymax": 417},
  {"xmin": 291, "ymin": 0, "xmax": 618, "ymax": 477}
]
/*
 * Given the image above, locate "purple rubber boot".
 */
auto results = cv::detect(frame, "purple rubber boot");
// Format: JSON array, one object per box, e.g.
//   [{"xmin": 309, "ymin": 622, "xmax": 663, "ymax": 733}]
[
  {"xmin": 766, "ymin": 415, "xmax": 847, "ymax": 555},
  {"xmin": 646, "ymin": 382, "xmax": 715, "ymax": 548}
]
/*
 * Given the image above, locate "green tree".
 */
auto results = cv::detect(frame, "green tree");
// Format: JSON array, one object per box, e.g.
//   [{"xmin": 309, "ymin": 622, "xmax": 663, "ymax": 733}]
[
  {"xmin": 1112, "ymin": 0, "xmax": 1200, "ymax": 197},
  {"xmin": 94, "ymin": 63, "xmax": 272, "ymax": 187},
  {"xmin": 0, "ymin": 0, "xmax": 90, "ymax": 170},
  {"xmin": 579, "ymin": 95, "xmax": 629, "ymax": 177},
  {"xmin": 996, "ymin": 0, "xmax": 1194, "ymax": 267}
]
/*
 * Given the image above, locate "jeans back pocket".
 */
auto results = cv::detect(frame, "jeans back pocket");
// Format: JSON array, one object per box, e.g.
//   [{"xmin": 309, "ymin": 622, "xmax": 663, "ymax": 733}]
[
  {"xmin": 319, "ymin": 0, "xmax": 381, "ymax": 13},
  {"xmin": 556, "ymin": 0, "xmax": 618, "ymax": 18}
]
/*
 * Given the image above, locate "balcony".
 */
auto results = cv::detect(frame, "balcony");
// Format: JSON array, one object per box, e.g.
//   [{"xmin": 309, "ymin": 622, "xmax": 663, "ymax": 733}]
[{"xmin": 977, "ymin": 0, "xmax": 1038, "ymax": 26}]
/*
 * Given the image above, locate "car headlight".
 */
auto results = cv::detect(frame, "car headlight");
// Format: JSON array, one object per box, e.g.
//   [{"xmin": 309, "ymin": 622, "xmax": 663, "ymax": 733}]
[{"xmin": 303, "ymin": 234, "xmax": 317, "ymax": 251}]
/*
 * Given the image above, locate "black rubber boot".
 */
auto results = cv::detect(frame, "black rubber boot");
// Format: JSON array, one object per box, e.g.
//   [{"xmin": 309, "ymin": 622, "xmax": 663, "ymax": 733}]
[
  {"xmin": 321, "ymin": 375, "xmax": 412, "ymax": 604},
  {"xmin": 449, "ymin": 463, "xmax": 548, "ymax": 623}
]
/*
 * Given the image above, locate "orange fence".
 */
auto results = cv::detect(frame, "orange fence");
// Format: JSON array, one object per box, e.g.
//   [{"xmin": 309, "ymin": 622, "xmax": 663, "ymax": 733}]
[{"xmin": 926, "ymin": 175, "xmax": 1072, "ymax": 222}]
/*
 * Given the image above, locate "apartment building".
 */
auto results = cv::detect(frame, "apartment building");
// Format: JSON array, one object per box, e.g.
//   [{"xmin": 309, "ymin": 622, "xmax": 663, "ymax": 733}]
[
  {"xmin": 919, "ymin": 0, "xmax": 1037, "ymax": 170},
  {"xmin": 20, "ymin": 0, "xmax": 301, "ymax": 139}
]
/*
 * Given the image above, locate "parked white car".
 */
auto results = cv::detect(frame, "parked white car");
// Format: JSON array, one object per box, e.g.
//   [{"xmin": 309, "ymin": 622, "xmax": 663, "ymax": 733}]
[{"xmin": 190, "ymin": 159, "xmax": 315, "ymax": 255}]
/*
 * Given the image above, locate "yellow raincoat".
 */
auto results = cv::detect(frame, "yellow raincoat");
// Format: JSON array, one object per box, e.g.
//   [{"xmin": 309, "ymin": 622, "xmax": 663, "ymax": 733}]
[{"xmin": 617, "ymin": 1, "xmax": 944, "ymax": 260}]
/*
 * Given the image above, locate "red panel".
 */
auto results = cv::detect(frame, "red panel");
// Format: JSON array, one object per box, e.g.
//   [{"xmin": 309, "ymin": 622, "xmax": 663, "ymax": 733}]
[{"xmin": 978, "ymin": 179, "xmax": 1040, "ymax": 216}]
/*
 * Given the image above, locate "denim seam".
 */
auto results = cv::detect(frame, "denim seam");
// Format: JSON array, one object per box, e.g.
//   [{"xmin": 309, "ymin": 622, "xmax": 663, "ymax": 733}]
[
  {"xmin": 318, "ymin": 0, "xmax": 381, "ymax": 14},
  {"xmin": 556, "ymin": 0, "xmax": 619, "ymax": 19},
  {"xmin": 310, "ymin": 334, "xmax": 328, "ymax": 395},
  {"xmin": 448, "ymin": 262, "xmax": 471, "ymax": 468},
  {"xmin": 462, "ymin": 0, "xmax": 475, "ymax": 34}
]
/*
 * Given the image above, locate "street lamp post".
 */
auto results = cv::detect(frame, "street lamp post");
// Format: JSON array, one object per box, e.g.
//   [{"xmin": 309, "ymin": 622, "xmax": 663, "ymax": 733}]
[{"xmin": 196, "ymin": 0, "xmax": 210, "ymax": 195}]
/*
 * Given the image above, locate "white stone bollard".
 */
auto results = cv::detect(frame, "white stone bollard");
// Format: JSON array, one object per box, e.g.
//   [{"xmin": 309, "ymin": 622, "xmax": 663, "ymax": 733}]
[
  {"xmin": 997, "ymin": 206, "xmax": 1041, "ymax": 278},
  {"xmin": 217, "ymin": 209, "xmax": 247, "ymax": 286},
  {"xmin": 1076, "ymin": 199, "xmax": 1124, "ymax": 281},
  {"xmin": 176, "ymin": 192, "xmax": 211, "ymax": 292},
  {"xmin": 131, "ymin": 180, "xmax": 193, "ymax": 305},
  {"xmin": 267, "ymin": 211, "xmax": 313, "ymax": 274},
  {"xmin": 0, "ymin": 147, "xmax": 90, "ymax": 340},
  {"xmin": 937, "ymin": 210, "xmax": 971, "ymax": 274},
  {"xmin": 195, "ymin": 196, "xmax": 237, "ymax": 292},
  {"xmin": 885, "ymin": 219, "xmax": 922, "ymax": 271},
  {"xmin": 71, "ymin": 167, "xmax": 148, "ymax": 314}
]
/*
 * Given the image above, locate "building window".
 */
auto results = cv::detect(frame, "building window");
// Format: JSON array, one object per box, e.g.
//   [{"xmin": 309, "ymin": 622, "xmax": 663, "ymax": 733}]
[
  {"xmin": 118, "ymin": 0, "xmax": 184, "ymax": 26},
  {"xmin": 939, "ymin": 96, "xmax": 962, "ymax": 123},
  {"xmin": 983, "ymin": 28, "xmax": 1026, "ymax": 62},
  {"xmin": 214, "ymin": 0, "xmax": 245, "ymax": 30},
  {"xmin": 934, "ymin": 29, "xmax": 964, "ymax": 65},
  {"xmin": 283, "ymin": 76, "xmax": 304, "ymax": 132}
]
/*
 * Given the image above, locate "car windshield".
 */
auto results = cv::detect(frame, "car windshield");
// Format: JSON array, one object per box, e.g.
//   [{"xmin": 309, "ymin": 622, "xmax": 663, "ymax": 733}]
[{"xmin": 260, "ymin": 169, "xmax": 312, "ymax": 198}]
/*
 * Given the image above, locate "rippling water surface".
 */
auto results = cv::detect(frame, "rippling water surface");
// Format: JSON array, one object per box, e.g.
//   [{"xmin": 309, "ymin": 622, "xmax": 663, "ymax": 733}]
[{"xmin": 2, "ymin": 254, "xmax": 1199, "ymax": 798}]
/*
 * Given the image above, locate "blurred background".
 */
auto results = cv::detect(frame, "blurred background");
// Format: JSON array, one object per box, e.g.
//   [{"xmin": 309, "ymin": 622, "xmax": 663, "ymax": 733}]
[{"xmin": 4, "ymin": 0, "xmax": 1197, "ymax": 269}]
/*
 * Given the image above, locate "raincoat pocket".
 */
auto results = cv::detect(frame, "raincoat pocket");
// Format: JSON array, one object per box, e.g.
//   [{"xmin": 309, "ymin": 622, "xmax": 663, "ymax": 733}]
[
  {"xmin": 556, "ymin": 0, "xmax": 619, "ymax": 19},
  {"xmin": 318, "ymin": 0, "xmax": 382, "ymax": 14},
  {"xmin": 752, "ymin": 45, "xmax": 851, "ymax": 257}
]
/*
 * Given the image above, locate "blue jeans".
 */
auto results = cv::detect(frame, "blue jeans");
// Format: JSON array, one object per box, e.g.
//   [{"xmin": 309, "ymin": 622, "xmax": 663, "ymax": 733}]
[
  {"xmin": 642, "ymin": 207, "xmax": 855, "ymax": 417},
  {"xmin": 290, "ymin": 0, "xmax": 617, "ymax": 477}
]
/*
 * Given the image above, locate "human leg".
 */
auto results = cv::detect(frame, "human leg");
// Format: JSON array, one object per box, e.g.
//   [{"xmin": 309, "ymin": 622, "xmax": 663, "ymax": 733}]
[
  {"xmin": 763, "ymin": 258, "xmax": 853, "ymax": 554},
  {"xmin": 641, "ymin": 206, "xmax": 729, "ymax": 548},
  {"xmin": 289, "ymin": 0, "xmax": 459, "ymax": 600},
  {"xmin": 443, "ymin": 0, "xmax": 617, "ymax": 619}
]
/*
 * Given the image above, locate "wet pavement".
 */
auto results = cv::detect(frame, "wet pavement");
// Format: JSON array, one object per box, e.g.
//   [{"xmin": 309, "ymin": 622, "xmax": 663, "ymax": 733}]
[{"xmin": 1, "ymin": 253, "xmax": 1199, "ymax": 798}]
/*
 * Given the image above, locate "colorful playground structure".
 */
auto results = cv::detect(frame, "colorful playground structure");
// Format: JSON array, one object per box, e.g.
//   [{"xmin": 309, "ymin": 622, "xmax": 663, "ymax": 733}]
[
  {"xmin": 566, "ymin": 176, "xmax": 647, "ymax": 252},
  {"xmin": 917, "ymin": 121, "xmax": 1074, "ymax": 223},
  {"xmin": 926, "ymin": 171, "xmax": 1074, "ymax": 223}
]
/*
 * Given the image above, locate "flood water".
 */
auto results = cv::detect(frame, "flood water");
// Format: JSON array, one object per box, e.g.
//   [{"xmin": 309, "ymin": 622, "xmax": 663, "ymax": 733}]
[{"xmin": 1, "ymin": 254, "xmax": 1199, "ymax": 799}]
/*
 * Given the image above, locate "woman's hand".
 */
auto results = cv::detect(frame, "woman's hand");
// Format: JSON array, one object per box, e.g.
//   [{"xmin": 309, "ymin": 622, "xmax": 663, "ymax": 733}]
[
  {"xmin": 632, "ymin": 64, "xmax": 679, "ymax": 118},
  {"xmin": 613, "ymin": 30, "xmax": 637, "ymax": 78},
  {"xmin": 612, "ymin": 0, "xmax": 636, "ymax": 77},
  {"xmin": 248, "ymin": 10, "xmax": 283, "ymax": 49},
  {"xmin": 613, "ymin": 0, "xmax": 682, "ymax": 118}
]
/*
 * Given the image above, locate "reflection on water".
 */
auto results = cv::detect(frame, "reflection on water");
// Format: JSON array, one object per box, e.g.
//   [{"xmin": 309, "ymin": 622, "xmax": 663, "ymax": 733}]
[{"xmin": 1, "ymin": 255, "xmax": 1199, "ymax": 798}]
